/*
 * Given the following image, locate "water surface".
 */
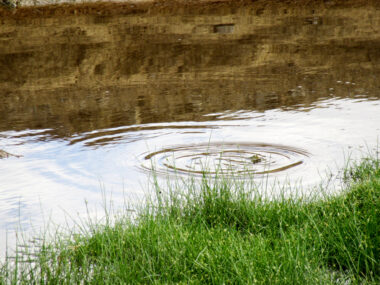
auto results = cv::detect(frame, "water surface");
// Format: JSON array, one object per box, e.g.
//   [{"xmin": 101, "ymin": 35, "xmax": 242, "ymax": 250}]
[{"xmin": 1, "ymin": 1, "xmax": 380, "ymax": 256}]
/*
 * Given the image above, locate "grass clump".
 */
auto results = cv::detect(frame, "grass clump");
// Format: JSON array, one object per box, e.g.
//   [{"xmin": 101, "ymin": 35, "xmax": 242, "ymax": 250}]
[{"xmin": 1, "ymin": 157, "xmax": 379, "ymax": 284}]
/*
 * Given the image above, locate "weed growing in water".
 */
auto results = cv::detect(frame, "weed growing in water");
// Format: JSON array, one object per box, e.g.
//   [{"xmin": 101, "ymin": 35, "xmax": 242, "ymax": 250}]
[{"xmin": 0, "ymin": 156, "xmax": 379, "ymax": 283}]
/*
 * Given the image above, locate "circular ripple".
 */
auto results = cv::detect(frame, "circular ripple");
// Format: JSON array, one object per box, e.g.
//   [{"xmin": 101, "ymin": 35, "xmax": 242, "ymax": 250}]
[{"xmin": 140, "ymin": 142, "xmax": 309, "ymax": 177}]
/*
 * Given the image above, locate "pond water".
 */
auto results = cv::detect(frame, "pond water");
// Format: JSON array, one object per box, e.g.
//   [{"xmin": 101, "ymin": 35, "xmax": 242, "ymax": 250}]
[{"xmin": 0, "ymin": 1, "xmax": 380, "ymax": 256}]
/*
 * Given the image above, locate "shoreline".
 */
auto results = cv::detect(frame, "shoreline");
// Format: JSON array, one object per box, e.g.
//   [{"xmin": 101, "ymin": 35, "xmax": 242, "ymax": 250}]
[
  {"xmin": 1, "ymin": 0, "xmax": 379, "ymax": 18},
  {"xmin": 1, "ymin": 156, "xmax": 379, "ymax": 283}
]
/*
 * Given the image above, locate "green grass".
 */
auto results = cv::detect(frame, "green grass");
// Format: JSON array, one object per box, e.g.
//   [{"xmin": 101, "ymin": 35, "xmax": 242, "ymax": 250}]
[{"xmin": 1, "ymin": 157, "xmax": 379, "ymax": 284}]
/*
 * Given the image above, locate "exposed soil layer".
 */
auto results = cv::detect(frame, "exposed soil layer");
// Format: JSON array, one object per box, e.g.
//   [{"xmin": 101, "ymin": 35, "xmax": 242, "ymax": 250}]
[{"xmin": 1, "ymin": 0, "xmax": 379, "ymax": 19}]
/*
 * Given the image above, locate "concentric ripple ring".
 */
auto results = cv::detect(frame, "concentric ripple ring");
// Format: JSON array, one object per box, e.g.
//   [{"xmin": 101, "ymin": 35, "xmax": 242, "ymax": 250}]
[{"xmin": 140, "ymin": 142, "xmax": 310, "ymax": 177}]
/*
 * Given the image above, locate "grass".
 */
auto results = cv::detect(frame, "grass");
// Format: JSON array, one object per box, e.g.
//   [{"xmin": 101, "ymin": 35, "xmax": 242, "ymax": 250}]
[{"xmin": 0, "ymin": 156, "xmax": 379, "ymax": 284}]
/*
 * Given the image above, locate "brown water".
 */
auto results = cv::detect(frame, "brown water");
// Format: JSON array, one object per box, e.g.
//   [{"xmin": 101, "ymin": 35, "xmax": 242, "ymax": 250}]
[{"xmin": 1, "ymin": 1, "xmax": 380, "ymax": 255}]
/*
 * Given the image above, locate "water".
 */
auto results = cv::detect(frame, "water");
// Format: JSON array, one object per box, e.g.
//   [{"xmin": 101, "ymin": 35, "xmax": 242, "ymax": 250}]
[{"xmin": 1, "ymin": 1, "xmax": 380, "ymax": 256}]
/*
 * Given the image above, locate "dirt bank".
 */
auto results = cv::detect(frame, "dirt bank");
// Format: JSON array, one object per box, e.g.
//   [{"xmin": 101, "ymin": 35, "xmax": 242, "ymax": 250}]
[{"xmin": 1, "ymin": 0, "xmax": 379, "ymax": 19}]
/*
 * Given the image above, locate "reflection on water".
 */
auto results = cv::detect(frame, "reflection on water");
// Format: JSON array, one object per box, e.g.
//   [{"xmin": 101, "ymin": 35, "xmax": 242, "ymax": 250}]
[
  {"xmin": 140, "ymin": 142, "xmax": 309, "ymax": 177},
  {"xmin": 0, "ymin": 1, "xmax": 380, "ymax": 256}
]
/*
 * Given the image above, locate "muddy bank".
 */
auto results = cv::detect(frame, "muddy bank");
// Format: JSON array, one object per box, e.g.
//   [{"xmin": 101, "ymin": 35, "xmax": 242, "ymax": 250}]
[{"xmin": 1, "ymin": 0, "xmax": 379, "ymax": 17}]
